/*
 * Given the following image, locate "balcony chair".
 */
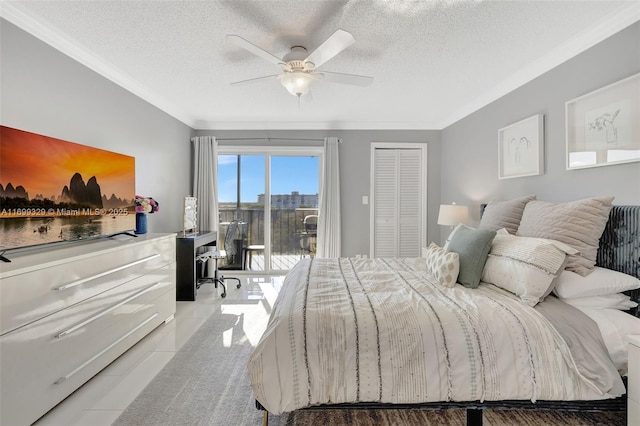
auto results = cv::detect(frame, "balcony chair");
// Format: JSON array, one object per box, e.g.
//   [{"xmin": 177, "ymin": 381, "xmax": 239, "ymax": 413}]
[
  {"xmin": 242, "ymin": 243, "xmax": 264, "ymax": 270},
  {"xmin": 195, "ymin": 220, "xmax": 242, "ymax": 298},
  {"xmin": 299, "ymin": 214, "xmax": 318, "ymax": 258}
]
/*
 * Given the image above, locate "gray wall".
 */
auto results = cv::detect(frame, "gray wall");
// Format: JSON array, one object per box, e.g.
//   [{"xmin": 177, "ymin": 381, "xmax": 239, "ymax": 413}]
[
  {"xmin": 441, "ymin": 23, "xmax": 640, "ymax": 242},
  {"xmin": 195, "ymin": 129, "xmax": 441, "ymax": 257},
  {"xmin": 1, "ymin": 19, "xmax": 193, "ymax": 234}
]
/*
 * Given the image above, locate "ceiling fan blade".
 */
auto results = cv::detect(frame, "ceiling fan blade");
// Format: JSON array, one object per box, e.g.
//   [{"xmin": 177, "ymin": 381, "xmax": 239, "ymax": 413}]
[
  {"xmin": 304, "ymin": 29, "xmax": 355, "ymax": 69},
  {"xmin": 226, "ymin": 35, "xmax": 285, "ymax": 67},
  {"xmin": 320, "ymin": 71, "xmax": 373, "ymax": 86},
  {"xmin": 230, "ymin": 74, "xmax": 280, "ymax": 86}
]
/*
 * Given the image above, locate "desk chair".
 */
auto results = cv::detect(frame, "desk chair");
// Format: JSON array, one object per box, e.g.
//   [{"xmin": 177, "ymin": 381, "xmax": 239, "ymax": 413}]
[{"xmin": 196, "ymin": 220, "xmax": 242, "ymax": 298}]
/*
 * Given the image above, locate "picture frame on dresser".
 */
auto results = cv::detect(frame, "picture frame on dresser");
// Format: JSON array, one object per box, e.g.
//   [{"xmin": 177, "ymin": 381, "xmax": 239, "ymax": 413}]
[
  {"xmin": 183, "ymin": 196, "xmax": 198, "ymax": 235},
  {"xmin": 566, "ymin": 72, "xmax": 640, "ymax": 170},
  {"xmin": 498, "ymin": 114, "xmax": 544, "ymax": 179}
]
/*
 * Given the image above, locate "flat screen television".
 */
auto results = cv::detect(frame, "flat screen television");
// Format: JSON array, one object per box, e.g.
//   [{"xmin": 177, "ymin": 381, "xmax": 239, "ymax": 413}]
[{"xmin": 0, "ymin": 126, "xmax": 136, "ymax": 257}]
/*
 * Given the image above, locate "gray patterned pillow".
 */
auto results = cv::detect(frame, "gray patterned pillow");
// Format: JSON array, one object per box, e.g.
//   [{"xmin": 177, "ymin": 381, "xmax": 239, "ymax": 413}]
[
  {"xmin": 424, "ymin": 243, "xmax": 460, "ymax": 287},
  {"xmin": 516, "ymin": 196, "xmax": 614, "ymax": 276},
  {"xmin": 479, "ymin": 195, "xmax": 536, "ymax": 234}
]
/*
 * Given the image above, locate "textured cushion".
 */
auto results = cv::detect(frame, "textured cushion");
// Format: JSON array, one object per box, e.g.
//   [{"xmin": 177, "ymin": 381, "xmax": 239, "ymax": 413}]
[
  {"xmin": 424, "ymin": 243, "xmax": 460, "ymax": 287},
  {"xmin": 446, "ymin": 224, "xmax": 496, "ymax": 288},
  {"xmin": 479, "ymin": 195, "xmax": 536, "ymax": 234},
  {"xmin": 553, "ymin": 266, "xmax": 640, "ymax": 298},
  {"xmin": 516, "ymin": 196, "xmax": 614, "ymax": 276},
  {"xmin": 482, "ymin": 234, "xmax": 575, "ymax": 306}
]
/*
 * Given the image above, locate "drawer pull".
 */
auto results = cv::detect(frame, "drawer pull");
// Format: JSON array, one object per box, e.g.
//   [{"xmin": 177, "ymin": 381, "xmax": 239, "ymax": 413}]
[
  {"xmin": 55, "ymin": 282, "xmax": 163, "ymax": 338},
  {"xmin": 54, "ymin": 313, "xmax": 159, "ymax": 385},
  {"xmin": 53, "ymin": 254, "xmax": 161, "ymax": 291}
]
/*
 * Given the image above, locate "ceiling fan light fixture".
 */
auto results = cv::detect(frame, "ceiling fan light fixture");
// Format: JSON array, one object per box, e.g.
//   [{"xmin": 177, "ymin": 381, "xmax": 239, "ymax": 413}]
[{"xmin": 279, "ymin": 71, "xmax": 316, "ymax": 97}]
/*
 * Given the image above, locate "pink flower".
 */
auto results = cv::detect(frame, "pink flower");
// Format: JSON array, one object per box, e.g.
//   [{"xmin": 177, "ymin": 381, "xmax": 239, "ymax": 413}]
[{"xmin": 135, "ymin": 196, "xmax": 159, "ymax": 214}]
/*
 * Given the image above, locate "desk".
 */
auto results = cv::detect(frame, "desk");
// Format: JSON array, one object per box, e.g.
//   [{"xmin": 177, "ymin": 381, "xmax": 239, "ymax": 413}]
[{"xmin": 176, "ymin": 231, "xmax": 217, "ymax": 301}]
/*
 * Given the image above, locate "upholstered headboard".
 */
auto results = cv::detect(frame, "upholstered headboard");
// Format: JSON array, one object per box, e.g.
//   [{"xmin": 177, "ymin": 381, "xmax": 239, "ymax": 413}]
[
  {"xmin": 480, "ymin": 204, "xmax": 640, "ymax": 316},
  {"xmin": 596, "ymin": 206, "xmax": 640, "ymax": 316},
  {"xmin": 596, "ymin": 206, "xmax": 640, "ymax": 279}
]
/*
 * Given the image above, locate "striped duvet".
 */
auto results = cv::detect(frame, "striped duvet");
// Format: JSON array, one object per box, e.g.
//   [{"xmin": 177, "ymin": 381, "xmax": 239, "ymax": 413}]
[{"xmin": 248, "ymin": 257, "xmax": 625, "ymax": 414}]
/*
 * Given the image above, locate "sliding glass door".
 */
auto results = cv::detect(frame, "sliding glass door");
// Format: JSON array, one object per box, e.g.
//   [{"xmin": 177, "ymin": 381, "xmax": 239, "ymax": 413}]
[{"xmin": 217, "ymin": 146, "xmax": 321, "ymax": 273}]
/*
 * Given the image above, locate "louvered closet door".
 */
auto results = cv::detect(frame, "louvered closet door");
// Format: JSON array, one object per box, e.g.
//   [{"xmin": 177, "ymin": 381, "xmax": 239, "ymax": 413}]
[{"xmin": 372, "ymin": 147, "xmax": 423, "ymax": 258}]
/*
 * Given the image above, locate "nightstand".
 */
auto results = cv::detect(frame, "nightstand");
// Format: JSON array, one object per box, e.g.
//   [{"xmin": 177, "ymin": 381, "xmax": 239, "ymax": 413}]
[{"xmin": 627, "ymin": 335, "xmax": 640, "ymax": 426}]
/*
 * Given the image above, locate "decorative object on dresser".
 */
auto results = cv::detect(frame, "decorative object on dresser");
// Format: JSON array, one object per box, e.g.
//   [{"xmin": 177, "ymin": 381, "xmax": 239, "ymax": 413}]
[
  {"xmin": 134, "ymin": 195, "xmax": 159, "ymax": 235},
  {"xmin": 498, "ymin": 114, "xmax": 544, "ymax": 179},
  {"xmin": 566, "ymin": 72, "xmax": 640, "ymax": 170},
  {"xmin": 0, "ymin": 233, "xmax": 177, "ymax": 426},
  {"xmin": 183, "ymin": 196, "xmax": 198, "ymax": 235}
]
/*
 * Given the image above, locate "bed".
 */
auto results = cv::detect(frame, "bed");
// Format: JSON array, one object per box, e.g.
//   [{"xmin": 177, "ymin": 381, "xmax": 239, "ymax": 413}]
[{"xmin": 248, "ymin": 201, "xmax": 640, "ymax": 425}]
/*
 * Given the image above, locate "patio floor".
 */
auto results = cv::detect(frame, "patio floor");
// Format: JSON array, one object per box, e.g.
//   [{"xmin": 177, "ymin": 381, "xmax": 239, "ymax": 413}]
[{"xmin": 241, "ymin": 253, "xmax": 313, "ymax": 272}]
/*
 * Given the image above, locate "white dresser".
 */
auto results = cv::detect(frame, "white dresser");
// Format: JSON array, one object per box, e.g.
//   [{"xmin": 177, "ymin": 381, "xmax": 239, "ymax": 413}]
[
  {"xmin": 0, "ymin": 233, "xmax": 176, "ymax": 426},
  {"xmin": 628, "ymin": 335, "xmax": 640, "ymax": 426}
]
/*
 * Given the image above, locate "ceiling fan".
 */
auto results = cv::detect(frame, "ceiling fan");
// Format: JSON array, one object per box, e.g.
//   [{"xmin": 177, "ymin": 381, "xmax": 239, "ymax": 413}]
[{"xmin": 226, "ymin": 29, "xmax": 373, "ymax": 99}]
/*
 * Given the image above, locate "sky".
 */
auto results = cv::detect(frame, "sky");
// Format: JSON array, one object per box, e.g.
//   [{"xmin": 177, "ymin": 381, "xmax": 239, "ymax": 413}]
[{"xmin": 218, "ymin": 154, "xmax": 319, "ymax": 203}]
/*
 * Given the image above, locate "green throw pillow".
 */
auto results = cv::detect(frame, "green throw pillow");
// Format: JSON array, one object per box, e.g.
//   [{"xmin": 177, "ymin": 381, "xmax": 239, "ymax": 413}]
[{"xmin": 447, "ymin": 225, "xmax": 496, "ymax": 288}]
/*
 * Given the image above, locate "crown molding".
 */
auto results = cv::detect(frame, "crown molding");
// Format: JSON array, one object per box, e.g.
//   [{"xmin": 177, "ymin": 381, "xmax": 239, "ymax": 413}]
[
  {"xmin": 192, "ymin": 120, "xmax": 441, "ymax": 131},
  {"xmin": 0, "ymin": 2, "xmax": 197, "ymax": 128},
  {"xmin": 2, "ymin": 1, "xmax": 638, "ymax": 132}
]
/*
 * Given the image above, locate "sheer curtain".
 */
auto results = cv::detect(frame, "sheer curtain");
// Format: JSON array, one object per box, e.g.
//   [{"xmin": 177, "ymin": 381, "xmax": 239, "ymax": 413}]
[
  {"xmin": 316, "ymin": 136, "xmax": 341, "ymax": 258},
  {"xmin": 191, "ymin": 136, "xmax": 218, "ymax": 234}
]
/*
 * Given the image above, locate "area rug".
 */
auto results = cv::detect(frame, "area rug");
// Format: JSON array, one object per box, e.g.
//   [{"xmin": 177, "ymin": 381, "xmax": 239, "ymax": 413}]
[
  {"xmin": 284, "ymin": 407, "xmax": 624, "ymax": 426},
  {"xmin": 113, "ymin": 311, "xmax": 272, "ymax": 426}
]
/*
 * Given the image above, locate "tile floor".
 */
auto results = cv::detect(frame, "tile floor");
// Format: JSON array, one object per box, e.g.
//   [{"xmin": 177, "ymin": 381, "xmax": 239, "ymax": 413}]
[{"xmin": 33, "ymin": 275, "xmax": 282, "ymax": 426}]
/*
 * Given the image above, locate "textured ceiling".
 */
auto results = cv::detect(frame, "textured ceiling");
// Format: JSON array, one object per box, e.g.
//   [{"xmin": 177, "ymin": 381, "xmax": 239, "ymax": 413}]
[{"xmin": 2, "ymin": 1, "xmax": 639, "ymax": 130}]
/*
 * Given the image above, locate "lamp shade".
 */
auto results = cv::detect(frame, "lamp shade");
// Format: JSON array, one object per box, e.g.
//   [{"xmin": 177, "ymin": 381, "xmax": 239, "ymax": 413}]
[{"xmin": 437, "ymin": 204, "xmax": 469, "ymax": 227}]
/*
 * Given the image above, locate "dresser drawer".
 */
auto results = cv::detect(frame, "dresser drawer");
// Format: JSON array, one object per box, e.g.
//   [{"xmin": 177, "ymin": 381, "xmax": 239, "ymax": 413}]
[
  {"xmin": 0, "ymin": 235, "xmax": 175, "ymax": 335},
  {"xmin": 0, "ymin": 264, "xmax": 175, "ymax": 426}
]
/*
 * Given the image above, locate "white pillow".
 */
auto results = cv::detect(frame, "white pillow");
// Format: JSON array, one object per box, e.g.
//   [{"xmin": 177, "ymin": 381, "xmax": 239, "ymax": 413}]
[
  {"xmin": 575, "ymin": 307, "xmax": 640, "ymax": 374},
  {"xmin": 424, "ymin": 243, "xmax": 460, "ymax": 288},
  {"xmin": 553, "ymin": 267, "xmax": 640, "ymax": 299},
  {"xmin": 559, "ymin": 293, "xmax": 638, "ymax": 310},
  {"xmin": 481, "ymin": 234, "xmax": 574, "ymax": 306}
]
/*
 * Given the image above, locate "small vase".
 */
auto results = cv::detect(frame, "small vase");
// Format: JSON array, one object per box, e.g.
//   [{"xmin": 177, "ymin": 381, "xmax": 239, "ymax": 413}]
[{"xmin": 135, "ymin": 212, "xmax": 148, "ymax": 235}]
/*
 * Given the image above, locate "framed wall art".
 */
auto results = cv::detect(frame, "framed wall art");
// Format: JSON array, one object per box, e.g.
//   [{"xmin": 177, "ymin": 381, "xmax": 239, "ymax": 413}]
[
  {"xmin": 498, "ymin": 114, "xmax": 544, "ymax": 179},
  {"xmin": 566, "ymin": 72, "xmax": 640, "ymax": 170}
]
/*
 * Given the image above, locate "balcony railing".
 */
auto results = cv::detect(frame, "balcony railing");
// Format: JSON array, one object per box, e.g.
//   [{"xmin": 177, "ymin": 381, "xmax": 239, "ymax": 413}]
[{"xmin": 219, "ymin": 207, "xmax": 318, "ymax": 270}]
